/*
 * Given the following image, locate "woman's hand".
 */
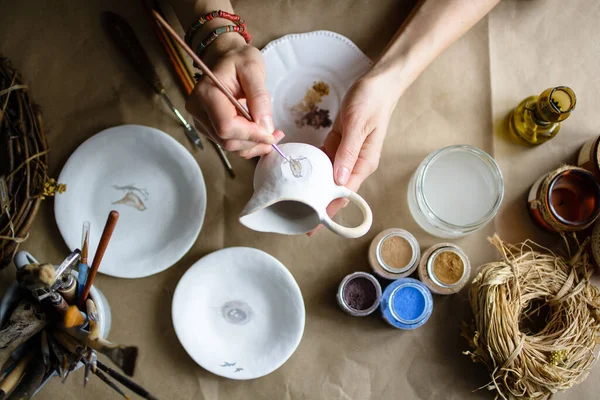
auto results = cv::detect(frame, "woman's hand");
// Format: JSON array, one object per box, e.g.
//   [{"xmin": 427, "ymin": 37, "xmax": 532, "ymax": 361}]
[
  {"xmin": 313, "ymin": 75, "xmax": 397, "ymax": 232},
  {"xmin": 186, "ymin": 34, "xmax": 284, "ymax": 159}
]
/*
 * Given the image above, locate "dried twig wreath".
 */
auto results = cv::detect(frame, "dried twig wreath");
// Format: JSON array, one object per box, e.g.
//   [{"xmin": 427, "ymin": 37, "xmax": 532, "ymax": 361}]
[{"xmin": 0, "ymin": 56, "xmax": 64, "ymax": 268}]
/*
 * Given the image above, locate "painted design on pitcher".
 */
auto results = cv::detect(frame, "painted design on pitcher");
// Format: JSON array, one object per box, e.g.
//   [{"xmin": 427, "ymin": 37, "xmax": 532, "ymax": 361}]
[
  {"xmin": 282, "ymin": 157, "xmax": 312, "ymax": 181},
  {"xmin": 220, "ymin": 362, "xmax": 244, "ymax": 373},
  {"xmin": 112, "ymin": 185, "xmax": 149, "ymax": 211}
]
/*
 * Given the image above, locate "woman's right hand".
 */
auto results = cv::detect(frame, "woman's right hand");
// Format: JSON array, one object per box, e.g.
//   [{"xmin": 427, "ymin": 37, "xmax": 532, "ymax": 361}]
[{"xmin": 186, "ymin": 33, "xmax": 284, "ymax": 159}]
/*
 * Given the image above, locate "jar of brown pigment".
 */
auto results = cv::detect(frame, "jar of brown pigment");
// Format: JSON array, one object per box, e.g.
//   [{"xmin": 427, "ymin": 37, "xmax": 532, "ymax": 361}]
[
  {"xmin": 368, "ymin": 228, "xmax": 420, "ymax": 280},
  {"xmin": 418, "ymin": 243, "xmax": 470, "ymax": 295},
  {"xmin": 337, "ymin": 272, "xmax": 382, "ymax": 316}
]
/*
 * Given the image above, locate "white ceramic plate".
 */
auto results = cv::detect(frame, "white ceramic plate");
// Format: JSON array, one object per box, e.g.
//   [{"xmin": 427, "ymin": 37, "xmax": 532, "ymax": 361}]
[
  {"xmin": 262, "ymin": 30, "xmax": 372, "ymax": 147},
  {"xmin": 55, "ymin": 125, "xmax": 206, "ymax": 278},
  {"xmin": 172, "ymin": 247, "xmax": 305, "ymax": 380}
]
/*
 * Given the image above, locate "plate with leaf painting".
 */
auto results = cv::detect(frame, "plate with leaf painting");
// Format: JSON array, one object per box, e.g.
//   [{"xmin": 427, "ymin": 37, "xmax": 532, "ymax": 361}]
[
  {"xmin": 172, "ymin": 247, "xmax": 305, "ymax": 380},
  {"xmin": 54, "ymin": 124, "xmax": 206, "ymax": 278},
  {"xmin": 262, "ymin": 30, "xmax": 372, "ymax": 147}
]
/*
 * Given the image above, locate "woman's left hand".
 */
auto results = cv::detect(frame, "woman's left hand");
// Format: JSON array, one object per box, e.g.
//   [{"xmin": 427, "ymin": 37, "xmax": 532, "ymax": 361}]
[{"xmin": 309, "ymin": 74, "xmax": 398, "ymax": 235}]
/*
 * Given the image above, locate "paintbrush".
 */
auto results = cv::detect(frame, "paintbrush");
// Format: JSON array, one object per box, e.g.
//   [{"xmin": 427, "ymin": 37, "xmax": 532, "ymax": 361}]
[
  {"xmin": 79, "ymin": 210, "xmax": 119, "ymax": 308},
  {"xmin": 143, "ymin": 1, "xmax": 236, "ymax": 179},
  {"xmin": 57, "ymin": 328, "xmax": 138, "ymax": 376},
  {"xmin": 8, "ymin": 355, "xmax": 46, "ymax": 400},
  {"xmin": 96, "ymin": 359, "xmax": 159, "ymax": 400},
  {"xmin": 151, "ymin": 11, "xmax": 289, "ymax": 162},
  {"xmin": 0, "ymin": 301, "xmax": 48, "ymax": 368},
  {"xmin": 41, "ymin": 330, "xmax": 50, "ymax": 370},
  {"xmin": 142, "ymin": 0, "xmax": 194, "ymax": 94},
  {"xmin": 93, "ymin": 368, "xmax": 131, "ymax": 400},
  {"xmin": 86, "ymin": 299, "xmax": 100, "ymax": 340},
  {"xmin": 78, "ymin": 221, "xmax": 90, "ymax": 303},
  {"xmin": 63, "ymin": 305, "xmax": 88, "ymax": 329},
  {"xmin": 0, "ymin": 350, "xmax": 33, "ymax": 400}
]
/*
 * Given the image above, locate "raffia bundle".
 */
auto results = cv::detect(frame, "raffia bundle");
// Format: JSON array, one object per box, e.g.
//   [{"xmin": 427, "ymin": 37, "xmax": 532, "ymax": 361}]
[
  {"xmin": 463, "ymin": 235, "xmax": 600, "ymax": 399},
  {"xmin": 0, "ymin": 56, "xmax": 60, "ymax": 268}
]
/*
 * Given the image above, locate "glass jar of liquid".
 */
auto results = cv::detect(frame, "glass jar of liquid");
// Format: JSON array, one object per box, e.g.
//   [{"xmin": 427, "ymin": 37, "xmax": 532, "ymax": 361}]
[
  {"xmin": 528, "ymin": 166, "xmax": 600, "ymax": 232},
  {"xmin": 408, "ymin": 145, "xmax": 504, "ymax": 238}
]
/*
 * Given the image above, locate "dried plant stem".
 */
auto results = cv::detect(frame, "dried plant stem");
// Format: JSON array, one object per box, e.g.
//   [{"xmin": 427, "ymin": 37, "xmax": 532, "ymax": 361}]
[{"xmin": 0, "ymin": 56, "xmax": 49, "ymax": 267}]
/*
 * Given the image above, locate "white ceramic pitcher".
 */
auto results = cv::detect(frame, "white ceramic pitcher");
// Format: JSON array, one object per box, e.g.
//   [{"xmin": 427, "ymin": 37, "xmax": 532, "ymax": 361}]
[{"xmin": 240, "ymin": 143, "xmax": 373, "ymax": 238}]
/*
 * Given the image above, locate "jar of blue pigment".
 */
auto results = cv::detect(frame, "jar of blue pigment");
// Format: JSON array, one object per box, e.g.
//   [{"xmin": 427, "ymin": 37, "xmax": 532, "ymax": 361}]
[{"xmin": 380, "ymin": 278, "xmax": 433, "ymax": 330}]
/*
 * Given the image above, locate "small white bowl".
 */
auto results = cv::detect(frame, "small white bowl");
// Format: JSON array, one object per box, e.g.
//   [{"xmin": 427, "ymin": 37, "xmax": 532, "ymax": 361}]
[{"xmin": 172, "ymin": 247, "xmax": 305, "ymax": 380}]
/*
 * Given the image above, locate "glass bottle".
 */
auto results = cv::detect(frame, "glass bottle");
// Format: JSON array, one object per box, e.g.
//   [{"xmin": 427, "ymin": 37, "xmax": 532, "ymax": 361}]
[{"xmin": 509, "ymin": 86, "xmax": 576, "ymax": 145}]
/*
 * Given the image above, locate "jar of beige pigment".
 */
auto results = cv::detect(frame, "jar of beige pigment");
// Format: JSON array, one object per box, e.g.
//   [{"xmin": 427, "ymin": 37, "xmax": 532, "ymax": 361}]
[
  {"xmin": 418, "ymin": 243, "xmax": 471, "ymax": 295},
  {"xmin": 368, "ymin": 228, "xmax": 420, "ymax": 280}
]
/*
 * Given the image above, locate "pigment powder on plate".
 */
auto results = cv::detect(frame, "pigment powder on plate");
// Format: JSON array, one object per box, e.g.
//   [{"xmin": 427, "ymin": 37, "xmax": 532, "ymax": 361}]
[
  {"xmin": 343, "ymin": 277, "xmax": 377, "ymax": 310},
  {"xmin": 393, "ymin": 286, "xmax": 425, "ymax": 321},
  {"xmin": 381, "ymin": 235, "xmax": 413, "ymax": 270},
  {"xmin": 433, "ymin": 251, "xmax": 464, "ymax": 285}
]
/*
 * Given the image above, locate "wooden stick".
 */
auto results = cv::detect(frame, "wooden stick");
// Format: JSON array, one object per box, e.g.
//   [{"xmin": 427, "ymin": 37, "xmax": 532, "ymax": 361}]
[
  {"xmin": 79, "ymin": 210, "xmax": 119, "ymax": 308},
  {"xmin": 0, "ymin": 350, "xmax": 33, "ymax": 399},
  {"xmin": 0, "ymin": 301, "xmax": 47, "ymax": 368}
]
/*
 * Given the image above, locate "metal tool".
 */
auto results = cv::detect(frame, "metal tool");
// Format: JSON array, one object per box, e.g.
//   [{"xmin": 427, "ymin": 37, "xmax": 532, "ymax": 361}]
[
  {"xmin": 102, "ymin": 11, "xmax": 204, "ymax": 150},
  {"xmin": 84, "ymin": 350, "xmax": 97, "ymax": 387},
  {"xmin": 51, "ymin": 249, "xmax": 81, "ymax": 290}
]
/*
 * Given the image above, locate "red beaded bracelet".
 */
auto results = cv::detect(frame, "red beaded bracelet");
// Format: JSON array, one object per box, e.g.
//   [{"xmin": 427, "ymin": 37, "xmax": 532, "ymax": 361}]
[{"xmin": 185, "ymin": 10, "xmax": 251, "ymax": 46}]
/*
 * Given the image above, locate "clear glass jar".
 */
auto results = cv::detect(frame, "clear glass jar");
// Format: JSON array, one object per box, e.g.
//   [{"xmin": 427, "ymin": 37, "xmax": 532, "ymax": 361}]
[{"xmin": 408, "ymin": 145, "xmax": 504, "ymax": 238}]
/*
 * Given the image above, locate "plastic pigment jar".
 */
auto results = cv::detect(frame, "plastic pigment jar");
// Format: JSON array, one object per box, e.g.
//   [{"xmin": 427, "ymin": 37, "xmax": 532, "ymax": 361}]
[
  {"xmin": 337, "ymin": 272, "xmax": 382, "ymax": 317},
  {"xmin": 368, "ymin": 228, "xmax": 420, "ymax": 280}
]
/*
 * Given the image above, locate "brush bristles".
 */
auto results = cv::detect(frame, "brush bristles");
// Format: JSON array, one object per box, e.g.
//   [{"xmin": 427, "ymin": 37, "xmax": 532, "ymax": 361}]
[{"xmin": 64, "ymin": 306, "xmax": 85, "ymax": 328}]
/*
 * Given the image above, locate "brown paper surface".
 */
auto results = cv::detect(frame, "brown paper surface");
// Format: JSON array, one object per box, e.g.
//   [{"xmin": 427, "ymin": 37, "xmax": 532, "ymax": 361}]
[{"xmin": 0, "ymin": 0, "xmax": 598, "ymax": 398}]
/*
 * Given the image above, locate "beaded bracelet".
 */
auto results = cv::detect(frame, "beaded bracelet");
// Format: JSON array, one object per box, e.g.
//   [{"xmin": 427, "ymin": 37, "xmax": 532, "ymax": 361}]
[
  {"xmin": 196, "ymin": 25, "xmax": 249, "ymax": 57},
  {"xmin": 185, "ymin": 10, "xmax": 251, "ymax": 46}
]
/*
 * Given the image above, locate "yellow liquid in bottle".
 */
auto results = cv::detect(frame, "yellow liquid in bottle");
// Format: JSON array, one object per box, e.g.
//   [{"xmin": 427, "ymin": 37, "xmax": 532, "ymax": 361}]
[{"xmin": 508, "ymin": 87, "xmax": 575, "ymax": 145}]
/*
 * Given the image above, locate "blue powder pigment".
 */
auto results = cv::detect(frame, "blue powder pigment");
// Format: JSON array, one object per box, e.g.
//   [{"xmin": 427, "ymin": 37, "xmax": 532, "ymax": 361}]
[
  {"xmin": 380, "ymin": 278, "xmax": 433, "ymax": 330},
  {"xmin": 393, "ymin": 286, "xmax": 426, "ymax": 321}
]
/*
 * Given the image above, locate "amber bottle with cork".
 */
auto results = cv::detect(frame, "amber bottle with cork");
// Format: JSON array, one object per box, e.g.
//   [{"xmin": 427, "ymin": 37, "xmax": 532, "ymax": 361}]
[{"xmin": 509, "ymin": 86, "xmax": 576, "ymax": 145}]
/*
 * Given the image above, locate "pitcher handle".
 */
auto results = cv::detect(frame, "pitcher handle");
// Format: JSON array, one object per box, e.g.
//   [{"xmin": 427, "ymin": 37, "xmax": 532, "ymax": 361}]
[
  {"xmin": 321, "ymin": 186, "xmax": 373, "ymax": 238},
  {"xmin": 14, "ymin": 251, "xmax": 39, "ymax": 270}
]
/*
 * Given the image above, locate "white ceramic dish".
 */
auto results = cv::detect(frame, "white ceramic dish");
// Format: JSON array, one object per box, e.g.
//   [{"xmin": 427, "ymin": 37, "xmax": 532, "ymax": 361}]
[
  {"xmin": 262, "ymin": 30, "xmax": 372, "ymax": 146},
  {"xmin": 55, "ymin": 125, "xmax": 206, "ymax": 278},
  {"xmin": 172, "ymin": 247, "xmax": 305, "ymax": 380}
]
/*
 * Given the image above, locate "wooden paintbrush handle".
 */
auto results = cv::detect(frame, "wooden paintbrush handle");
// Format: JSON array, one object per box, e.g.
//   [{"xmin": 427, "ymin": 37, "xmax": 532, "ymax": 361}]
[{"xmin": 79, "ymin": 211, "xmax": 119, "ymax": 308}]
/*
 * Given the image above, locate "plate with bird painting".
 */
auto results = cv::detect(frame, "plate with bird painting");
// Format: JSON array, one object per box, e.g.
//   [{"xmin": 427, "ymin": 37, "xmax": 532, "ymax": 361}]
[
  {"xmin": 172, "ymin": 247, "xmax": 305, "ymax": 380},
  {"xmin": 54, "ymin": 124, "xmax": 206, "ymax": 278},
  {"xmin": 262, "ymin": 30, "xmax": 372, "ymax": 147}
]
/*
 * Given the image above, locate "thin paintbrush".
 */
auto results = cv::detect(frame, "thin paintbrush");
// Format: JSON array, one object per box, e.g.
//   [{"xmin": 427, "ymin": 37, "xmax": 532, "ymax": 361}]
[
  {"xmin": 79, "ymin": 210, "xmax": 119, "ymax": 308},
  {"xmin": 77, "ymin": 221, "xmax": 90, "ymax": 302},
  {"xmin": 97, "ymin": 360, "xmax": 159, "ymax": 400},
  {"xmin": 145, "ymin": 2, "xmax": 236, "ymax": 178},
  {"xmin": 151, "ymin": 11, "xmax": 288, "ymax": 161},
  {"xmin": 142, "ymin": 1, "xmax": 194, "ymax": 93}
]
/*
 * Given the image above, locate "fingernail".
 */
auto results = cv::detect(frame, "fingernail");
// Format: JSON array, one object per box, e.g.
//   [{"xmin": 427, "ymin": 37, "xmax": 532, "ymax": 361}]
[
  {"xmin": 260, "ymin": 116, "xmax": 275, "ymax": 134},
  {"xmin": 336, "ymin": 167, "xmax": 350, "ymax": 185},
  {"xmin": 274, "ymin": 131, "xmax": 285, "ymax": 143}
]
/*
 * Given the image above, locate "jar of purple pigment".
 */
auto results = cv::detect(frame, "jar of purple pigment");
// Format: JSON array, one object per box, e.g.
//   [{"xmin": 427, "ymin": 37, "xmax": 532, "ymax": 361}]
[
  {"xmin": 380, "ymin": 278, "xmax": 433, "ymax": 330},
  {"xmin": 337, "ymin": 272, "xmax": 382, "ymax": 317}
]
